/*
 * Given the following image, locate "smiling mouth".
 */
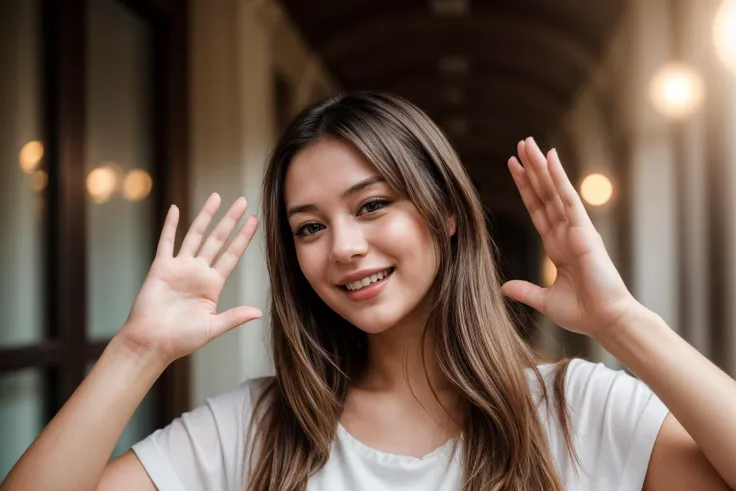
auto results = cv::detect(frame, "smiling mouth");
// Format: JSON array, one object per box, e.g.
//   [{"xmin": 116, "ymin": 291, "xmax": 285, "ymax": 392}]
[{"xmin": 341, "ymin": 267, "xmax": 395, "ymax": 291}]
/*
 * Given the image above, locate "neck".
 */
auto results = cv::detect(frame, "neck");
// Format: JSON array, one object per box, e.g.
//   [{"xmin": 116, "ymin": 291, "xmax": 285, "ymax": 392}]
[
  {"xmin": 359, "ymin": 303, "xmax": 454, "ymax": 397},
  {"xmin": 349, "ymin": 300, "xmax": 466, "ymax": 433}
]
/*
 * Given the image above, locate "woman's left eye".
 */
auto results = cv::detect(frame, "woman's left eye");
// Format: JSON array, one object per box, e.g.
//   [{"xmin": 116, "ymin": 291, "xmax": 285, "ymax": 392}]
[{"xmin": 358, "ymin": 198, "xmax": 390, "ymax": 215}]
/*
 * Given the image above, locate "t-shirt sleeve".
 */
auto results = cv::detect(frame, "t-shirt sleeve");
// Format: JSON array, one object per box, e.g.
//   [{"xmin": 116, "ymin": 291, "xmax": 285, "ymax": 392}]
[
  {"xmin": 131, "ymin": 378, "xmax": 268, "ymax": 491},
  {"xmin": 563, "ymin": 359, "xmax": 670, "ymax": 490}
]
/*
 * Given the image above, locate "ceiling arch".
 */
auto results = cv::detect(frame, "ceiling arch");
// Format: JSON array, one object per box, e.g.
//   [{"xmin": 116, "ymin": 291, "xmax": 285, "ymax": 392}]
[
  {"xmin": 320, "ymin": 13, "xmax": 595, "ymax": 73},
  {"xmin": 279, "ymin": 0, "xmax": 624, "ymax": 218},
  {"xmin": 386, "ymin": 70, "xmax": 567, "ymax": 121}
]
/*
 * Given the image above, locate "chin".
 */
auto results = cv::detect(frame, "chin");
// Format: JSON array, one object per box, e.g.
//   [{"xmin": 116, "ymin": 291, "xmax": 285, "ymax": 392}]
[
  {"xmin": 350, "ymin": 318, "xmax": 397, "ymax": 335},
  {"xmin": 318, "ymin": 285, "xmax": 431, "ymax": 336},
  {"xmin": 341, "ymin": 305, "xmax": 412, "ymax": 335}
]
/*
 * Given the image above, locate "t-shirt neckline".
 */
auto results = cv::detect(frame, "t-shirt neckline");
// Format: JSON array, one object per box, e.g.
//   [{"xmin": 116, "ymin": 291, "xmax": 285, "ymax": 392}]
[{"xmin": 335, "ymin": 422, "xmax": 460, "ymax": 465}]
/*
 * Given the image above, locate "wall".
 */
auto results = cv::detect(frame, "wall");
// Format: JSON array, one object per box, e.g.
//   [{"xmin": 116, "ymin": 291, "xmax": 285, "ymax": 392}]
[
  {"xmin": 188, "ymin": 0, "xmax": 337, "ymax": 406},
  {"xmin": 559, "ymin": 0, "xmax": 736, "ymax": 375}
]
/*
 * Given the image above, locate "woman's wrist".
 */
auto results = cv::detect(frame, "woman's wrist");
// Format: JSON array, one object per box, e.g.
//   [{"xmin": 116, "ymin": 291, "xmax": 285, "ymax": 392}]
[
  {"xmin": 592, "ymin": 300, "xmax": 658, "ymax": 353},
  {"xmin": 110, "ymin": 325, "xmax": 172, "ymax": 375},
  {"xmin": 594, "ymin": 301, "xmax": 677, "ymax": 372}
]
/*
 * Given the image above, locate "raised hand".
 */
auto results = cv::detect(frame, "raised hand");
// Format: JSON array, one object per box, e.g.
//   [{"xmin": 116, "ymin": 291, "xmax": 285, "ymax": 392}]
[
  {"xmin": 501, "ymin": 137, "xmax": 638, "ymax": 338},
  {"xmin": 117, "ymin": 193, "xmax": 262, "ymax": 365}
]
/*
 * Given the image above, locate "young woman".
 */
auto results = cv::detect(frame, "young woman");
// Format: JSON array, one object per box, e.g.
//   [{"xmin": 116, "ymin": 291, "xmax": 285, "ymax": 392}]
[{"xmin": 2, "ymin": 92, "xmax": 735, "ymax": 491}]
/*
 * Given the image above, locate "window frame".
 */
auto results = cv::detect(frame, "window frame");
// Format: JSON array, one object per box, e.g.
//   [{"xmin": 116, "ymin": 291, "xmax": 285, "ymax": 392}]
[{"xmin": 0, "ymin": 0, "xmax": 190, "ymax": 427}]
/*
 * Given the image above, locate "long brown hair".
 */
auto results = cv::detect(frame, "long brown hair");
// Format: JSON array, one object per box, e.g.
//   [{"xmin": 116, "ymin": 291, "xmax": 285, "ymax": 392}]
[{"xmin": 250, "ymin": 92, "xmax": 576, "ymax": 490}]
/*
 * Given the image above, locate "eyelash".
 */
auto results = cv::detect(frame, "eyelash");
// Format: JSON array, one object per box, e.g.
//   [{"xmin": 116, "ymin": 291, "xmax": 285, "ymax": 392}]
[
  {"xmin": 294, "ymin": 197, "xmax": 391, "ymax": 237},
  {"xmin": 357, "ymin": 197, "xmax": 390, "ymax": 215}
]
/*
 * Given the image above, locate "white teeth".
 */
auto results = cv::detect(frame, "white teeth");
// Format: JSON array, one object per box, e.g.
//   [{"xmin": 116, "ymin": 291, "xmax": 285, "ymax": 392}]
[{"xmin": 344, "ymin": 268, "xmax": 392, "ymax": 291}]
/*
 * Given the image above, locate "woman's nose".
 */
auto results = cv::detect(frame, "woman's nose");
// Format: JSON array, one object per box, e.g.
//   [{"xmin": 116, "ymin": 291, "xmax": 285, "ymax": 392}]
[{"xmin": 329, "ymin": 219, "xmax": 368, "ymax": 264}]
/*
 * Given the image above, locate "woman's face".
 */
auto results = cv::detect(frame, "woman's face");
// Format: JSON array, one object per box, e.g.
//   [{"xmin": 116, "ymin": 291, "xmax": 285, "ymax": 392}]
[{"xmin": 283, "ymin": 138, "xmax": 440, "ymax": 334}]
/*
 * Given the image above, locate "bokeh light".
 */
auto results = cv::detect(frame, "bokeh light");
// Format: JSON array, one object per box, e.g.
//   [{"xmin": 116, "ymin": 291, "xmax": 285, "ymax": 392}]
[
  {"xmin": 32, "ymin": 170, "xmax": 48, "ymax": 192},
  {"xmin": 87, "ymin": 165, "xmax": 122, "ymax": 203},
  {"xmin": 122, "ymin": 169, "xmax": 153, "ymax": 201},
  {"xmin": 649, "ymin": 63, "xmax": 705, "ymax": 119},
  {"xmin": 542, "ymin": 256, "xmax": 557, "ymax": 287},
  {"xmin": 714, "ymin": 0, "xmax": 736, "ymax": 76},
  {"xmin": 19, "ymin": 141, "xmax": 44, "ymax": 174},
  {"xmin": 580, "ymin": 173, "xmax": 614, "ymax": 206}
]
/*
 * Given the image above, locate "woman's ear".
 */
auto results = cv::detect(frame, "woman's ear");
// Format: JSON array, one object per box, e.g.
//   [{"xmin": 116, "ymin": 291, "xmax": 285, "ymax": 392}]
[{"xmin": 448, "ymin": 214, "xmax": 457, "ymax": 237}]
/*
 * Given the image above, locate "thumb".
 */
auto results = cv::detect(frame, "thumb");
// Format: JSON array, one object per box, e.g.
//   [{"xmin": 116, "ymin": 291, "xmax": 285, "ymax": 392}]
[
  {"xmin": 211, "ymin": 306, "xmax": 263, "ymax": 338},
  {"xmin": 501, "ymin": 280, "xmax": 547, "ymax": 313}
]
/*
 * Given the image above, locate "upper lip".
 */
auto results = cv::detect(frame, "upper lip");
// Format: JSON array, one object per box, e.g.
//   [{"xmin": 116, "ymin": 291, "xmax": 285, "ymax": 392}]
[{"xmin": 336, "ymin": 267, "xmax": 393, "ymax": 286}]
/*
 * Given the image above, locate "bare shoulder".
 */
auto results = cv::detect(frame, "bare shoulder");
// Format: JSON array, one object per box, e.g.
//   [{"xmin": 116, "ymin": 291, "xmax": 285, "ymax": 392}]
[{"xmin": 97, "ymin": 451, "xmax": 156, "ymax": 491}]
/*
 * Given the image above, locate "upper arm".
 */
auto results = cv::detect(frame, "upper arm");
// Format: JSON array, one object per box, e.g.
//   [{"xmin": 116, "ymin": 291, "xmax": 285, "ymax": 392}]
[
  {"xmin": 643, "ymin": 413, "xmax": 730, "ymax": 491},
  {"xmin": 97, "ymin": 451, "xmax": 157, "ymax": 491}
]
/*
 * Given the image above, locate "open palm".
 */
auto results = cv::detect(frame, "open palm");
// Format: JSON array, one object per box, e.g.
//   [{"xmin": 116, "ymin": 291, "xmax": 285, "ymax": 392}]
[
  {"xmin": 501, "ymin": 138, "xmax": 637, "ymax": 338},
  {"xmin": 119, "ymin": 194, "xmax": 262, "ymax": 364}
]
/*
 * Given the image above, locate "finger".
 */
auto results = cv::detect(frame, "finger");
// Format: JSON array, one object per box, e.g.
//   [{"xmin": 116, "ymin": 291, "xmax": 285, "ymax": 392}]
[
  {"xmin": 518, "ymin": 138, "xmax": 568, "ymax": 226},
  {"xmin": 500, "ymin": 280, "xmax": 547, "ymax": 314},
  {"xmin": 508, "ymin": 157, "xmax": 551, "ymax": 236},
  {"xmin": 547, "ymin": 148, "xmax": 593, "ymax": 227},
  {"xmin": 517, "ymin": 140, "xmax": 556, "ymax": 227},
  {"xmin": 156, "ymin": 205, "xmax": 180, "ymax": 258},
  {"xmin": 178, "ymin": 193, "xmax": 221, "ymax": 257},
  {"xmin": 212, "ymin": 215, "xmax": 259, "ymax": 278},
  {"xmin": 210, "ymin": 306, "xmax": 263, "ymax": 339},
  {"xmin": 516, "ymin": 140, "xmax": 544, "ymax": 202},
  {"xmin": 197, "ymin": 197, "xmax": 248, "ymax": 264}
]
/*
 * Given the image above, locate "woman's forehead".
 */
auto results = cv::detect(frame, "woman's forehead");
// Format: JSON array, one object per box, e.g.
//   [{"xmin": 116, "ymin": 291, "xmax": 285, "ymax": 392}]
[{"xmin": 284, "ymin": 139, "xmax": 381, "ymax": 204}]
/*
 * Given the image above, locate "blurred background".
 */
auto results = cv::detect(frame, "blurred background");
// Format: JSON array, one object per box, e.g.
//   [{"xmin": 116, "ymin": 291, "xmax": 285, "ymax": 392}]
[{"xmin": 2, "ymin": 0, "xmax": 736, "ymax": 479}]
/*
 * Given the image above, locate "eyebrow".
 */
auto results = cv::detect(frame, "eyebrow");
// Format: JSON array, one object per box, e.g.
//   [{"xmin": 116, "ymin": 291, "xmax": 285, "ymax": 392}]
[{"xmin": 286, "ymin": 175, "xmax": 387, "ymax": 219}]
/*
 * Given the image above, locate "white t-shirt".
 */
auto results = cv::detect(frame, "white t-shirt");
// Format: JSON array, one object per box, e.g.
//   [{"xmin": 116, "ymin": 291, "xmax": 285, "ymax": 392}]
[{"xmin": 132, "ymin": 359, "xmax": 669, "ymax": 491}]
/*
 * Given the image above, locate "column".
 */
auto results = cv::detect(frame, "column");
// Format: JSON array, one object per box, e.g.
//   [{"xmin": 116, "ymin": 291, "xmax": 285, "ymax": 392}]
[
  {"xmin": 188, "ymin": 0, "xmax": 277, "ymax": 405},
  {"xmin": 624, "ymin": 0, "xmax": 680, "ymax": 332}
]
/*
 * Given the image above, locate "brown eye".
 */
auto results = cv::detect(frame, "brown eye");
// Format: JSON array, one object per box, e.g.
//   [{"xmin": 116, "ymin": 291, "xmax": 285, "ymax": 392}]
[
  {"xmin": 295, "ymin": 223, "xmax": 324, "ymax": 237},
  {"xmin": 358, "ymin": 198, "xmax": 390, "ymax": 215}
]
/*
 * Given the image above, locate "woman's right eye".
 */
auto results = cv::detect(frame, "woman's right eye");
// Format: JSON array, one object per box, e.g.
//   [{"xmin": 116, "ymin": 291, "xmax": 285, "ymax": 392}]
[{"xmin": 295, "ymin": 223, "xmax": 324, "ymax": 237}]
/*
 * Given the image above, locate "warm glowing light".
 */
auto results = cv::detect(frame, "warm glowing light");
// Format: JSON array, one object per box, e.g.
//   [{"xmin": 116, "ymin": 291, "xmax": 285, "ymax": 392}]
[
  {"xmin": 580, "ymin": 173, "xmax": 613, "ymax": 206},
  {"xmin": 714, "ymin": 0, "xmax": 736, "ymax": 76},
  {"xmin": 123, "ymin": 169, "xmax": 153, "ymax": 201},
  {"xmin": 542, "ymin": 256, "xmax": 557, "ymax": 287},
  {"xmin": 19, "ymin": 141, "xmax": 44, "ymax": 174},
  {"xmin": 649, "ymin": 63, "xmax": 705, "ymax": 118},
  {"xmin": 87, "ymin": 165, "xmax": 121, "ymax": 203},
  {"xmin": 32, "ymin": 170, "xmax": 48, "ymax": 192}
]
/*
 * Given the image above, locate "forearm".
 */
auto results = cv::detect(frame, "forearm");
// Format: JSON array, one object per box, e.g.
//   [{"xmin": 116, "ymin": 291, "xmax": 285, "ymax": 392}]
[
  {"xmin": 0, "ymin": 331, "xmax": 167, "ymax": 491},
  {"xmin": 598, "ymin": 305, "xmax": 736, "ymax": 488}
]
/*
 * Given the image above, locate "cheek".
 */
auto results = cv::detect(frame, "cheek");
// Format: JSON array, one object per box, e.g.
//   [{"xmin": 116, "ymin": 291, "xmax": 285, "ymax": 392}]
[
  {"xmin": 295, "ymin": 245, "xmax": 328, "ymax": 291},
  {"xmin": 377, "ymin": 214, "xmax": 438, "ymax": 277}
]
